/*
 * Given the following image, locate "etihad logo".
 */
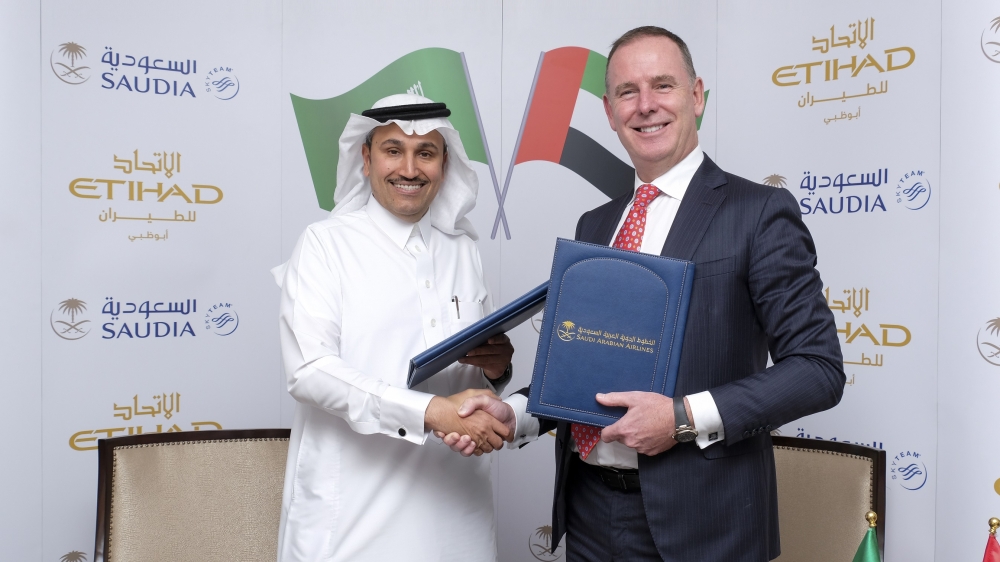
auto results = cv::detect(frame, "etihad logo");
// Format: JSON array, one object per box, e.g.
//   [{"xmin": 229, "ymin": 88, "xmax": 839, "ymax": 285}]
[
  {"xmin": 983, "ymin": 17, "xmax": 1000, "ymax": 63},
  {"xmin": 557, "ymin": 320, "xmax": 576, "ymax": 342},
  {"xmin": 71, "ymin": 149, "xmax": 223, "ymax": 242},
  {"xmin": 50, "ymin": 298, "xmax": 91, "ymax": 340},
  {"xmin": 50, "ymin": 42, "xmax": 91, "ymax": 85},
  {"xmin": 69, "ymin": 390, "xmax": 222, "ymax": 451},
  {"xmin": 60, "ymin": 552, "xmax": 87, "ymax": 562},
  {"xmin": 772, "ymin": 17, "xmax": 915, "ymax": 123},
  {"xmin": 529, "ymin": 525, "xmax": 564, "ymax": 561}
]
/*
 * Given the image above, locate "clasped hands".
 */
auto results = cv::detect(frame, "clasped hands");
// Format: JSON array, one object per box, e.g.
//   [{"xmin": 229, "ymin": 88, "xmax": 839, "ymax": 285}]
[{"xmin": 437, "ymin": 391, "xmax": 685, "ymax": 457}]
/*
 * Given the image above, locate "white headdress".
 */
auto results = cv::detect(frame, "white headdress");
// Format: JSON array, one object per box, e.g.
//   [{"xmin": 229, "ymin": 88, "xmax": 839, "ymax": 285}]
[{"xmin": 332, "ymin": 93, "xmax": 479, "ymax": 239}]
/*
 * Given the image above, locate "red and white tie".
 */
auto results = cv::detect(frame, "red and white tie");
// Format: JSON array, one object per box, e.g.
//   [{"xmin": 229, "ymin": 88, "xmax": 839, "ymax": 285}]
[{"xmin": 572, "ymin": 183, "xmax": 662, "ymax": 460}]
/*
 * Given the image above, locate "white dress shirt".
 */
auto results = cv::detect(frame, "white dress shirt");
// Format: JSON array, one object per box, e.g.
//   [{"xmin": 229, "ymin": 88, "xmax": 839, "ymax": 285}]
[
  {"xmin": 277, "ymin": 194, "xmax": 502, "ymax": 562},
  {"xmin": 506, "ymin": 147, "xmax": 725, "ymax": 469}
]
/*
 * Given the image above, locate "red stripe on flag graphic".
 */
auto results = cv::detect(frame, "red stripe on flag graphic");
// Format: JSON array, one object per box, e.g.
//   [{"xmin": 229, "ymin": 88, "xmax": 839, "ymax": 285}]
[{"xmin": 514, "ymin": 47, "xmax": 590, "ymax": 165}]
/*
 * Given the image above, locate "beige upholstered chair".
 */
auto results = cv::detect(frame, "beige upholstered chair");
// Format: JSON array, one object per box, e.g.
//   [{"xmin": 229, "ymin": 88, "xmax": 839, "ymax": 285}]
[
  {"xmin": 771, "ymin": 436, "xmax": 886, "ymax": 562},
  {"xmin": 94, "ymin": 429, "xmax": 290, "ymax": 562}
]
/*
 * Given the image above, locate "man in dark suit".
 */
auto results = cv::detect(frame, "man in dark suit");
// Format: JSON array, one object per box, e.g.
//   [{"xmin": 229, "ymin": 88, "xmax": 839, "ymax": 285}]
[{"xmin": 442, "ymin": 26, "xmax": 845, "ymax": 561}]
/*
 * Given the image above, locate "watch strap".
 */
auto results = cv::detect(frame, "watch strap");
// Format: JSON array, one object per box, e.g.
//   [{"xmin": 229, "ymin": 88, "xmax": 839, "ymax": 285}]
[{"xmin": 673, "ymin": 395, "xmax": 691, "ymax": 429}]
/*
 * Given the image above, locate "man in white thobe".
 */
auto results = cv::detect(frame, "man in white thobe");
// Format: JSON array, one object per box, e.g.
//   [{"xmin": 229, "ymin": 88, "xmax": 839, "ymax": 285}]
[{"xmin": 275, "ymin": 94, "xmax": 513, "ymax": 562}]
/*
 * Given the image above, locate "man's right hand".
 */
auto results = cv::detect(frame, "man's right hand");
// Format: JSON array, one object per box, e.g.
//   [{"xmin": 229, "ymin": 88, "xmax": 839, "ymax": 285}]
[
  {"xmin": 425, "ymin": 390, "xmax": 510, "ymax": 455},
  {"xmin": 435, "ymin": 394, "xmax": 517, "ymax": 457}
]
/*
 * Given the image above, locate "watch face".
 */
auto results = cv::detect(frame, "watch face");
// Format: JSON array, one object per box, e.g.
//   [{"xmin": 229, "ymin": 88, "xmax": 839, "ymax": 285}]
[{"xmin": 674, "ymin": 428, "xmax": 698, "ymax": 443}]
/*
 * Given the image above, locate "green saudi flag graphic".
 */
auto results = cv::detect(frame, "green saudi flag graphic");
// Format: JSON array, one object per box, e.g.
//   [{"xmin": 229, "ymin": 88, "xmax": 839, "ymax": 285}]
[{"xmin": 291, "ymin": 48, "xmax": 494, "ymax": 211}]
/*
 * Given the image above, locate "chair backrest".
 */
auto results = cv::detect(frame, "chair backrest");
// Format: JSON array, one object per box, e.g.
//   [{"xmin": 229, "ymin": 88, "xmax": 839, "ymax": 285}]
[
  {"xmin": 94, "ymin": 429, "xmax": 290, "ymax": 562},
  {"xmin": 771, "ymin": 436, "xmax": 886, "ymax": 562}
]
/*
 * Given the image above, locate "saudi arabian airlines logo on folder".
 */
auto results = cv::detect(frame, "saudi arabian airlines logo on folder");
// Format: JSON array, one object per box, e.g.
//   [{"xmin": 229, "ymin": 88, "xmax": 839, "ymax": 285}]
[{"xmin": 557, "ymin": 320, "xmax": 576, "ymax": 342}]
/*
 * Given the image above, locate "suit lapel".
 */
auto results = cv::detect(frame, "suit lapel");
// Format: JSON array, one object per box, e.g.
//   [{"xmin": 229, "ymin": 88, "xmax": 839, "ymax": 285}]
[
  {"xmin": 589, "ymin": 193, "xmax": 632, "ymax": 245},
  {"xmin": 660, "ymin": 155, "xmax": 728, "ymax": 260}
]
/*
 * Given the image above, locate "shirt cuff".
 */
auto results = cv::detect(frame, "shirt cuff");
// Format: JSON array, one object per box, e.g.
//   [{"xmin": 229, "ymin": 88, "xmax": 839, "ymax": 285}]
[
  {"xmin": 380, "ymin": 386, "xmax": 434, "ymax": 445},
  {"xmin": 687, "ymin": 390, "xmax": 725, "ymax": 449},
  {"xmin": 503, "ymin": 393, "xmax": 539, "ymax": 449}
]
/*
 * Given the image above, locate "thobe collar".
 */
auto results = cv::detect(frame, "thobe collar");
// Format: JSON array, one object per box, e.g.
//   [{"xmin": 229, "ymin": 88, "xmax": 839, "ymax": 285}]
[
  {"xmin": 632, "ymin": 145, "xmax": 704, "ymax": 202},
  {"xmin": 366, "ymin": 193, "xmax": 433, "ymax": 249}
]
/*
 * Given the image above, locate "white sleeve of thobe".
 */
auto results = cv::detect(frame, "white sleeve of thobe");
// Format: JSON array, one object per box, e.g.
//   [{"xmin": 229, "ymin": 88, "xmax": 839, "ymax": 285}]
[
  {"xmin": 279, "ymin": 228, "xmax": 433, "ymax": 445},
  {"xmin": 687, "ymin": 390, "xmax": 725, "ymax": 449},
  {"xmin": 503, "ymin": 393, "xmax": 540, "ymax": 448}
]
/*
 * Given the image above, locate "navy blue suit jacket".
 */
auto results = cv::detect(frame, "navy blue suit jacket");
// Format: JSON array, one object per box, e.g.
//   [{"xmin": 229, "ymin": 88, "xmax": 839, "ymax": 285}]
[{"xmin": 524, "ymin": 155, "xmax": 845, "ymax": 561}]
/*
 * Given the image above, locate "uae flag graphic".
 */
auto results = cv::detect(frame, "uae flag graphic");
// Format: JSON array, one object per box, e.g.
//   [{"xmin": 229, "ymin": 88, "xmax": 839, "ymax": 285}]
[
  {"xmin": 494, "ymin": 46, "xmax": 709, "ymax": 239},
  {"xmin": 290, "ymin": 48, "xmax": 500, "ymax": 222}
]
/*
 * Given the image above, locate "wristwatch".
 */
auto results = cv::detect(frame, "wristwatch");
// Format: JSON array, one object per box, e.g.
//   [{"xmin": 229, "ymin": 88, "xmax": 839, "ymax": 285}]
[
  {"xmin": 489, "ymin": 363, "xmax": 513, "ymax": 386},
  {"xmin": 671, "ymin": 396, "xmax": 699, "ymax": 443}
]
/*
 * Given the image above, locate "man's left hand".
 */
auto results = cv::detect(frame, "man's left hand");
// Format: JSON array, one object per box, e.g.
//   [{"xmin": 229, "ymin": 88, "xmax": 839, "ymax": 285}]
[
  {"xmin": 458, "ymin": 334, "xmax": 513, "ymax": 380},
  {"xmin": 597, "ymin": 391, "xmax": 680, "ymax": 456}
]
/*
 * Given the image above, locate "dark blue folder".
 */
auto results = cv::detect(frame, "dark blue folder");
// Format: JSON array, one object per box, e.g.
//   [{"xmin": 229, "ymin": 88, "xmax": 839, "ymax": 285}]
[
  {"xmin": 527, "ymin": 239, "xmax": 694, "ymax": 426},
  {"xmin": 407, "ymin": 282, "xmax": 548, "ymax": 388}
]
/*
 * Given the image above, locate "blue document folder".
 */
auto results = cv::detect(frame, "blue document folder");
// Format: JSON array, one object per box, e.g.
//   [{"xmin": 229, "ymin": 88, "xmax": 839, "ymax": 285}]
[
  {"xmin": 407, "ymin": 282, "xmax": 548, "ymax": 388},
  {"xmin": 527, "ymin": 239, "xmax": 694, "ymax": 426}
]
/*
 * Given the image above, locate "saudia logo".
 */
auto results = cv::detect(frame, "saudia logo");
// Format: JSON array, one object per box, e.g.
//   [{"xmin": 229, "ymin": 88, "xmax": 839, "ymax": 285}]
[
  {"xmin": 764, "ymin": 166, "xmax": 933, "ymax": 216},
  {"xmin": 976, "ymin": 317, "xmax": 1000, "ymax": 367},
  {"xmin": 557, "ymin": 320, "xmax": 576, "ymax": 342},
  {"xmin": 50, "ymin": 42, "xmax": 238, "ymax": 101},
  {"xmin": 982, "ymin": 17, "xmax": 1000, "ymax": 63},
  {"xmin": 529, "ymin": 525, "xmax": 564, "ymax": 561},
  {"xmin": 50, "ymin": 42, "xmax": 91, "ymax": 85},
  {"xmin": 50, "ymin": 298, "xmax": 92, "ymax": 340}
]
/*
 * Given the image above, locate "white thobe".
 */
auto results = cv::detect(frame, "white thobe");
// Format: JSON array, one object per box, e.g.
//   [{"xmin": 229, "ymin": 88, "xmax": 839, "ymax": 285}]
[{"xmin": 277, "ymin": 194, "xmax": 502, "ymax": 562}]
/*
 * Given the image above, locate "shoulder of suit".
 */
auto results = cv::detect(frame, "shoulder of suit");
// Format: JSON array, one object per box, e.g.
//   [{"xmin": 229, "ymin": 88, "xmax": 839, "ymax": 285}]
[
  {"xmin": 720, "ymin": 171, "xmax": 786, "ymax": 198},
  {"xmin": 581, "ymin": 191, "xmax": 632, "ymax": 222}
]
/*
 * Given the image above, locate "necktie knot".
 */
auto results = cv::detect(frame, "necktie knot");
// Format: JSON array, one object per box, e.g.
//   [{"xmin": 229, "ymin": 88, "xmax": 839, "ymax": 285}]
[{"xmin": 636, "ymin": 183, "xmax": 662, "ymax": 205}]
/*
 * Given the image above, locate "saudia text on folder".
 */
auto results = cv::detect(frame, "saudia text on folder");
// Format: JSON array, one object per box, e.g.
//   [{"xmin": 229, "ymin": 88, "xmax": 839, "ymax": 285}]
[{"xmin": 527, "ymin": 239, "xmax": 694, "ymax": 427}]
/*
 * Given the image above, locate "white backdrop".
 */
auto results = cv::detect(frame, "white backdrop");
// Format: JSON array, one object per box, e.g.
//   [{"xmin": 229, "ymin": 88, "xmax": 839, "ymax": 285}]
[{"xmin": 2, "ymin": 1, "xmax": 999, "ymax": 561}]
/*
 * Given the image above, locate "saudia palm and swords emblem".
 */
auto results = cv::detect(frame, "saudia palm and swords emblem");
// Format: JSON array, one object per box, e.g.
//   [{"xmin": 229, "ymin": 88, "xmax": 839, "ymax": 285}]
[{"xmin": 557, "ymin": 320, "xmax": 576, "ymax": 342}]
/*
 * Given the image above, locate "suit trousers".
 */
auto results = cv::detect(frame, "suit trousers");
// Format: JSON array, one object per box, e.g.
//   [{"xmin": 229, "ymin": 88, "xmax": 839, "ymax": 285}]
[{"xmin": 565, "ymin": 455, "xmax": 662, "ymax": 562}]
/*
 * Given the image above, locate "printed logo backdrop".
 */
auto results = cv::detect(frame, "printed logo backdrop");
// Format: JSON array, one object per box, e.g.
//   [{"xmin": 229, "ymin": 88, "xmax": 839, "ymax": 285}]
[{"xmin": 3, "ymin": 1, "xmax": 999, "ymax": 561}]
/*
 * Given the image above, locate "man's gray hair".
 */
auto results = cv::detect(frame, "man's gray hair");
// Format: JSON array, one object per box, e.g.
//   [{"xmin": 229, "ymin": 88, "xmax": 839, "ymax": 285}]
[{"xmin": 605, "ymin": 26, "xmax": 697, "ymax": 94}]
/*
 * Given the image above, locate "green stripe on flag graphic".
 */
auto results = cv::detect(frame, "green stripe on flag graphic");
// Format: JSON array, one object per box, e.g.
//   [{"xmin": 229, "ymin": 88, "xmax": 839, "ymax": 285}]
[
  {"xmin": 291, "ymin": 48, "xmax": 487, "ymax": 211},
  {"xmin": 580, "ymin": 50, "xmax": 607, "ymax": 98}
]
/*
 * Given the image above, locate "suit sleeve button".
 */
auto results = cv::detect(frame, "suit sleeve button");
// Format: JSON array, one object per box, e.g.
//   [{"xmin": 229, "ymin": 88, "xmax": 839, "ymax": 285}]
[
  {"xmin": 398, "ymin": 428, "xmax": 407, "ymax": 437},
  {"xmin": 743, "ymin": 431, "xmax": 750, "ymax": 438}
]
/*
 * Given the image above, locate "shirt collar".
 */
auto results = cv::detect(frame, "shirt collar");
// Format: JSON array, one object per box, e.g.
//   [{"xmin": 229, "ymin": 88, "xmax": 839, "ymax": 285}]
[
  {"xmin": 365, "ymin": 193, "xmax": 433, "ymax": 249},
  {"xmin": 632, "ymin": 146, "xmax": 704, "ymax": 201}
]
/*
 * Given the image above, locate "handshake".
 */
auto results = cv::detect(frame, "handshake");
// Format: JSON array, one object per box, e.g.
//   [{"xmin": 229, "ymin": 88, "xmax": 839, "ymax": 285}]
[{"xmin": 425, "ymin": 389, "xmax": 515, "ymax": 457}]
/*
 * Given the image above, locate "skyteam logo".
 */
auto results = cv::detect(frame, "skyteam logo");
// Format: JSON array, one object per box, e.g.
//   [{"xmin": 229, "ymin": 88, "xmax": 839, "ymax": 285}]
[
  {"xmin": 205, "ymin": 302, "xmax": 239, "ymax": 336},
  {"xmin": 890, "ymin": 450, "xmax": 928, "ymax": 491},
  {"xmin": 204, "ymin": 66, "xmax": 239, "ymax": 100},
  {"xmin": 895, "ymin": 170, "xmax": 932, "ymax": 210}
]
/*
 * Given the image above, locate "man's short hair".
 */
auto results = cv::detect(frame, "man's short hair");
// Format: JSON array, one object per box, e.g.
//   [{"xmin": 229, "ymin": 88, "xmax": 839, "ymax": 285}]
[
  {"xmin": 605, "ymin": 26, "xmax": 697, "ymax": 93},
  {"xmin": 364, "ymin": 125, "xmax": 448, "ymax": 154}
]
